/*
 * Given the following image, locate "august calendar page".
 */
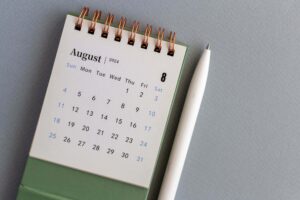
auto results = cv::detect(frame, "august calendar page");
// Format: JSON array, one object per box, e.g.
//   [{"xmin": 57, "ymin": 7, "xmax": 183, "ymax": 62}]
[{"xmin": 18, "ymin": 13, "xmax": 187, "ymax": 200}]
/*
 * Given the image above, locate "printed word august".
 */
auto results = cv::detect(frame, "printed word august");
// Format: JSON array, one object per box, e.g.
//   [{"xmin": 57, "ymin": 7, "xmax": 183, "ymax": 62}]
[{"xmin": 70, "ymin": 48, "xmax": 101, "ymax": 63}]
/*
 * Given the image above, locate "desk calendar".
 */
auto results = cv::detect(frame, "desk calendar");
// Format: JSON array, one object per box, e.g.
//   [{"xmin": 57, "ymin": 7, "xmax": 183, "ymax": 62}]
[{"xmin": 18, "ymin": 7, "xmax": 187, "ymax": 200}]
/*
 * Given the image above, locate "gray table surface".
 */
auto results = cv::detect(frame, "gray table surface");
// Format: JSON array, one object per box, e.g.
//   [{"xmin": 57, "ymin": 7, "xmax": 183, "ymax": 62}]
[{"xmin": 1, "ymin": 0, "xmax": 300, "ymax": 199}]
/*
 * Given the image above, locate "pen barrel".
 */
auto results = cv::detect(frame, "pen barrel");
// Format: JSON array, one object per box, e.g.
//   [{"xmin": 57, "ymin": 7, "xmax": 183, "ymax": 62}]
[{"xmin": 158, "ymin": 49, "xmax": 210, "ymax": 200}]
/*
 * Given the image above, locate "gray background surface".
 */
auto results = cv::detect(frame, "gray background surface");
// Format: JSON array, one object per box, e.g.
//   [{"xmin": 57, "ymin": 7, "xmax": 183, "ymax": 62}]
[{"xmin": 1, "ymin": 0, "xmax": 300, "ymax": 199}]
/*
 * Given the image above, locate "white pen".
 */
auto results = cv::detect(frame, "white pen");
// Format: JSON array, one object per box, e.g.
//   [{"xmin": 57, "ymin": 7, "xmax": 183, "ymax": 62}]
[{"xmin": 158, "ymin": 44, "xmax": 211, "ymax": 200}]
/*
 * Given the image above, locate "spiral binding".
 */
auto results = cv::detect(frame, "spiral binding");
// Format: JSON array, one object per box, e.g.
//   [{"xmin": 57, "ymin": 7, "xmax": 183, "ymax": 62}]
[{"xmin": 74, "ymin": 7, "xmax": 176, "ymax": 56}]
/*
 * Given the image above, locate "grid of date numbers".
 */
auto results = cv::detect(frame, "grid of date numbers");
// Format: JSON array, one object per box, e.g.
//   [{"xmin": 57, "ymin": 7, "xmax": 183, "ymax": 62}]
[{"xmin": 48, "ymin": 84, "xmax": 163, "ymax": 164}]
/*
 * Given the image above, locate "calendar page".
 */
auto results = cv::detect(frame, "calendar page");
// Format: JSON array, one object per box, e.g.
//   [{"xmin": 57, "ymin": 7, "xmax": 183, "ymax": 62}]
[{"xmin": 30, "ymin": 15, "xmax": 187, "ymax": 188}]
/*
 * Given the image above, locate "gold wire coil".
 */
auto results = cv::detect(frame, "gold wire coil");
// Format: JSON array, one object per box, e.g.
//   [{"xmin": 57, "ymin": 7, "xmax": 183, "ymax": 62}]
[
  {"xmin": 101, "ymin": 13, "xmax": 114, "ymax": 38},
  {"xmin": 75, "ymin": 7, "xmax": 89, "ymax": 30},
  {"xmin": 88, "ymin": 10, "xmax": 101, "ymax": 34},
  {"xmin": 141, "ymin": 24, "xmax": 152, "ymax": 49},
  {"xmin": 128, "ymin": 21, "xmax": 140, "ymax": 45},
  {"xmin": 167, "ymin": 32, "xmax": 176, "ymax": 56},
  {"xmin": 115, "ymin": 17, "xmax": 126, "ymax": 42},
  {"xmin": 154, "ymin": 27, "xmax": 165, "ymax": 53},
  {"xmin": 75, "ymin": 8, "xmax": 176, "ymax": 56}
]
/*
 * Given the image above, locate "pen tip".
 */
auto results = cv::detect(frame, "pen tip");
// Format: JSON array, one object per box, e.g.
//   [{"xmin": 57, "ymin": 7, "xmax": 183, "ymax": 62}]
[{"xmin": 206, "ymin": 43, "xmax": 210, "ymax": 50}]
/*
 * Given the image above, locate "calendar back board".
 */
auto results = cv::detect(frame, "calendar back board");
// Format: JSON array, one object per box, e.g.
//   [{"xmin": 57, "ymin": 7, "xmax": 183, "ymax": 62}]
[{"xmin": 18, "ymin": 14, "xmax": 187, "ymax": 200}]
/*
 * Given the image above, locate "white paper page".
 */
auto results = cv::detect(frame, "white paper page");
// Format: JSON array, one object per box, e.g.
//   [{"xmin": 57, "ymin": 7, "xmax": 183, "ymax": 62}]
[{"xmin": 30, "ymin": 15, "xmax": 187, "ymax": 188}]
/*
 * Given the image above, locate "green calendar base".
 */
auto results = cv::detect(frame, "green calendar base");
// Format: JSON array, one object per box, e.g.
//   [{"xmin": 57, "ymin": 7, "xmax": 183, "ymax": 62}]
[{"xmin": 17, "ymin": 157, "xmax": 147, "ymax": 200}]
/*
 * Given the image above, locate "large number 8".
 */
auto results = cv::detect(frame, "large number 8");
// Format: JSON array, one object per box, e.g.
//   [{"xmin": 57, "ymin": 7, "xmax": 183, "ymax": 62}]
[{"xmin": 161, "ymin": 72, "xmax": 167, "ymax": 82}]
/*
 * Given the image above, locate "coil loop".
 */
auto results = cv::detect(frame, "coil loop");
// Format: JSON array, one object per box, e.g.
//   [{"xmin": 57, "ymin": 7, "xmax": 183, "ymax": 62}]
[
  {"xmin": 115, "ymin": 17, "xmax": 126, "ymax": 42},
  {"xmin": 101, "ymin": 13, "xmax": 114, "ymax": 38},
  {"xmin": 128, "ymin": 21, "xmax": 140, "ymax": 45},
  {"xmin": 88, "ymin": 10, "xmax": 101, "ymax": 34},
  {"xmin": 141, "ymin": 25, "xmax": 152, "ymax": 49},
  {"xmin": 75, "ymin": 7, "xmax": 89, "ymax": 31},
  {"xmin": 154, "ymin": 27, "xmax": 164, "ymax": 53},
  {"xmin": 167, "ymin": 32, "xmax": 176, "ymax": 56}
]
